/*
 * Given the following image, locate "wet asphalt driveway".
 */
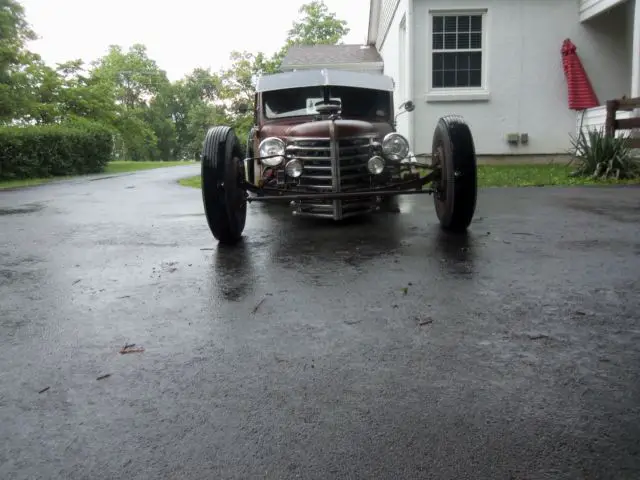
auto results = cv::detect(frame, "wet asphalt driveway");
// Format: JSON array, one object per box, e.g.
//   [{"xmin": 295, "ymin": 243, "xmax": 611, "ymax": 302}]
[{"xmin": 1, "ymin": 164, "xmax": 640, "ymax": 479}]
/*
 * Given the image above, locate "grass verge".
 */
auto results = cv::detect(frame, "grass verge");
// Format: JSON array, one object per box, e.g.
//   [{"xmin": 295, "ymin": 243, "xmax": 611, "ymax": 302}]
[
  {"xmin": 178, "ymin": 175, "xmax": 202, "ymax": 189},
  {"xmin": 104, "ymin": 161, "xmax": 195, "ymax": 174},
  {"xmin": 478, "ymin": 163, "xmax": 640, "ymax": 187},
  {"xmin": 0, "ymin": 160, "xmax": 196, "ymax": 190},
  {"xmin": 177, "ymin": 163, "xmax": 640, "ymax": 190}
]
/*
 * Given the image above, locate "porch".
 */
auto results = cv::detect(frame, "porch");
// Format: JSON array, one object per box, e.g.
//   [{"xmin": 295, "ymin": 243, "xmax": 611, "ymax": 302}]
[{"xmin": 576, "ymin": 0, "xmax": 640, "ymax": 137}]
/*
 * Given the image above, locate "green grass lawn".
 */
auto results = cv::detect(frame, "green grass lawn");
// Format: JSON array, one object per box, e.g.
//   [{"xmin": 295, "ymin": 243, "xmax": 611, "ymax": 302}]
[
  {"xmin": 178, "ymin": 163, "xmax": 640, "ymax": 190},
  {"xmin": 478, "ymin": 163, "xmax": 640, "ymax": 187},
  {"xmin": 104, "ymin": 160, "xmax": 195, "ymax": 174},
  {"xmin": 0, "ymin": 160, "xmax": 196, "ymax": 190},
  {"xmin": 178, "ymin": 175, "xmax": 203, "ymax": 188}
]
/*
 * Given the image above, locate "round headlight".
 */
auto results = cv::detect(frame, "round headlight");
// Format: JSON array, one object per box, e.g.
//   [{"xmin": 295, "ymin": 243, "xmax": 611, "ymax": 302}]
[
  {"xmin": 259, "ymin": 137, "xmax": 285, "ymax": 166},
  {"xmin": 285, "ymin": 158, "xmax": 303, "ymax": 178},
  {"xmin": 367, "ymin": 156, "xmax": 385, "ymax": 175},
  {"xmin": 382, "ymin": 133, "xmax": 410, "ymax": 161}
]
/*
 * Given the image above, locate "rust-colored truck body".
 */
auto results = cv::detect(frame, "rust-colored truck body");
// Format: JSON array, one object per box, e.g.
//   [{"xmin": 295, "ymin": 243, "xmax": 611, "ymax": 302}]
[
  {"xmin": 243, "ymin": 69, "xmax": 411, "ymax": 219},
  {"xmin": 199, "ymin": 68, "xmax": 479, "ymax": 245}
]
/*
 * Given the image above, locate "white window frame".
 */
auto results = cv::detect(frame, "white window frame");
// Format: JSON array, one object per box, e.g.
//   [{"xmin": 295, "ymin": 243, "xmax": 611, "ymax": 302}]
[{"xmin": 425, "ymin": 8, "xmax": 490, "ymax": 103}]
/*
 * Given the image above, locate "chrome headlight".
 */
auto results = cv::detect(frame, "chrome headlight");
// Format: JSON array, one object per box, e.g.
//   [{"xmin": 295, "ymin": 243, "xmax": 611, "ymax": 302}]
[
  {"xmin": 382, "ymin": 132, "xmax": 410, "ymax": 161},
  {"xmin": 285, "ymin": 158, "xmax": 303, "ymax": 178},
  {"xmin": 259, "ymin": 137, "xmax": 285, "ymax": 166},
  {"xmin": 367, "ymin": 156, "xmax": 385, "ymax": 175}
]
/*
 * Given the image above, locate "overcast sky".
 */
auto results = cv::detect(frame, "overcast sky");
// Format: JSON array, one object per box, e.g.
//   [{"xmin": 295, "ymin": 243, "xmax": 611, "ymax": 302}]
[{"xmin": 19, "ymin": 0, "xmax": 371, "ymax": 81}]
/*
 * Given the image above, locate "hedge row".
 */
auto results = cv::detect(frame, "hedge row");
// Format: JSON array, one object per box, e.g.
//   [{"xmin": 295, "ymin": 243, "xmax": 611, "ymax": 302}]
[{"xmin": 0, "ymin": 123, "xmax": 113, "ymax": 180}]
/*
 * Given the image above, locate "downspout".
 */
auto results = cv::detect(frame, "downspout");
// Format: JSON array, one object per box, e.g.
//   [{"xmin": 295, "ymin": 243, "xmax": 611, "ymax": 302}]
[{"xmin": 406, "ymin": 0, "xmax": 415, "ymax": 151}]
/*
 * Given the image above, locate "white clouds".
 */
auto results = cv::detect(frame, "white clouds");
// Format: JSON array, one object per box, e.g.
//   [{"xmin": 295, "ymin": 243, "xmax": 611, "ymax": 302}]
[{"xmin": 20, "ymin": 0, "xmax": 370, "ymax": 81}]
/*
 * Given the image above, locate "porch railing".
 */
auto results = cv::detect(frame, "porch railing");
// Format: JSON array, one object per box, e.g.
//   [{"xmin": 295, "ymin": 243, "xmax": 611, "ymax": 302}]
[{"xmin": 605, "ymin": 97, "xmax": 640, "ymax": 148}]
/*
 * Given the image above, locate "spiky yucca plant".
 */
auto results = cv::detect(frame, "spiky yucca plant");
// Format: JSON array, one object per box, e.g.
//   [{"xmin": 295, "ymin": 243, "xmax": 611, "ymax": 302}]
[{"xmin": 569, "ymin": 127, "xmax": 640, "ymax": 180}]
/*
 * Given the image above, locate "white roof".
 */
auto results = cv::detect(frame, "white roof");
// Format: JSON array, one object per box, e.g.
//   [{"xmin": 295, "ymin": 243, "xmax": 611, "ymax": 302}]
[{"xmin": 255, "ymin": 68, "xmax": 395, "ymax": 93}]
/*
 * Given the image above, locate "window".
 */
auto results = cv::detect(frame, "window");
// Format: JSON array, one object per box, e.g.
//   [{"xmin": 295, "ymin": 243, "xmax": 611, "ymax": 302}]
[
  {"xmin": 430, "ymin": 12, "xmax": 484, "ymax": 90},
  {"xmin": 262, "ymin": 86, "xmax": 392, "ymax": 121}
]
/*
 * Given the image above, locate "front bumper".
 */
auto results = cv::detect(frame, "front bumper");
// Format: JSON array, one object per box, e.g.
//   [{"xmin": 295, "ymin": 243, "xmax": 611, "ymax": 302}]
[
  {"xmin": 244, "ymin": 169, "xmax": 437, "ymax": 204},
  {"xmin": 244, "ymin": 132, "xmax": 435, "ymax": 220}
]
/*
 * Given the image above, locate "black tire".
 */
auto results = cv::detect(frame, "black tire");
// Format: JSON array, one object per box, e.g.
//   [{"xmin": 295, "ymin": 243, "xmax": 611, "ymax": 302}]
[
  {"xmin": 432, "ymin": 116, "xmax": 477, "ymax": 232},
  {"xmin": 201, "ymin": 126, "xmax": 247, "ymax": 245}
]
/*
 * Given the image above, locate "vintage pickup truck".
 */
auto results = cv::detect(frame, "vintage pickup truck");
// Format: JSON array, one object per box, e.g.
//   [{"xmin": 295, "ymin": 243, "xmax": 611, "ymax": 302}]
[{"xmin": 200, "ymin": 68, "xmax": 478, "ymax": 245}]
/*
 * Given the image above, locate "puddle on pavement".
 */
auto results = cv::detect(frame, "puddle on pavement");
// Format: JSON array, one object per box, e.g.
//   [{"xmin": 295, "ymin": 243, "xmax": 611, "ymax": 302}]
[
  {"xmin": 88, "ymin": 173, "xmax": 135, "ymax": 182},
  {"xmin": 0, "ymin": 203, "xmax": 44, "ymax": 216},
  {"xmin": 160, "ymin": 213, "xmax": 205, "ymax": 218},
  {"xmin": 564, "ymin": 198, "xmax": 640, "ymax": 224}
]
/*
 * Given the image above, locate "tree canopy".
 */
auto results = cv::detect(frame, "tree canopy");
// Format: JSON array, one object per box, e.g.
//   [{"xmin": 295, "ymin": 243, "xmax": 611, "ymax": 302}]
[{"xmin": 0, "ymin": 0, "xmax": 351, "ymax": 160}]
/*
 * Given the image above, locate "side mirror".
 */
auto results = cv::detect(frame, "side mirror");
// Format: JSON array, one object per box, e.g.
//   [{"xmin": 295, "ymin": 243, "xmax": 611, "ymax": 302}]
[
  {"xmin": 236, "ymin": 103, "xmax": 250, "ymax": 115},
  {"xmin": 394, "ymin": 100, "xmax": 415, "ymax": 127},
  {"xmin": 402, "ymin": 100, "xmax": 415, "ymax": 112}
]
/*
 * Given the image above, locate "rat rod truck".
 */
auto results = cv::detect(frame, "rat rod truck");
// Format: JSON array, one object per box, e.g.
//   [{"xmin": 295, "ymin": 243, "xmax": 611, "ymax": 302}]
[{"xmin": 200, "ymin": 69, "xmax": 478, "ymax": 245}]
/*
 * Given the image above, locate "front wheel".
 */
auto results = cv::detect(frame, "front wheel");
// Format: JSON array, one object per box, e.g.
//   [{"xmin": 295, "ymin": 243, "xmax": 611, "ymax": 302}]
[
  {"xmin": 432, "ymin": 116, "xmax": 478, "ymax": 232},
  {"xmin": 201, "ymin": 126, "xmax": 247, "ymax": 245}
]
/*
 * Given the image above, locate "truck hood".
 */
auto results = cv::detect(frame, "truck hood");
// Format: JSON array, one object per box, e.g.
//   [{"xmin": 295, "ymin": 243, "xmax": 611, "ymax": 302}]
[{"xmin": 259, "ymin": 119, "xmax": 393, "ymax": 140}]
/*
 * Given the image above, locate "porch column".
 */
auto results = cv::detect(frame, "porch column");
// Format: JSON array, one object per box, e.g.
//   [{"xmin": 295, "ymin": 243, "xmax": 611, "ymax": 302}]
[{"xmin": 632, "ymin": 0, "xmax": 640, "ymax": 98}]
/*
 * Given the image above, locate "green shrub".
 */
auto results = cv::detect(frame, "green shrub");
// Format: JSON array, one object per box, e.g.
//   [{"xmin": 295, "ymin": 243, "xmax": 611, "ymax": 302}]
[
  {"xmin": 0, "ymin": 122, "xmax": 114, "ymax": 180},
  {"xmin": 569, "ymin": 127, "xmax": 640, "ymax": 180}
]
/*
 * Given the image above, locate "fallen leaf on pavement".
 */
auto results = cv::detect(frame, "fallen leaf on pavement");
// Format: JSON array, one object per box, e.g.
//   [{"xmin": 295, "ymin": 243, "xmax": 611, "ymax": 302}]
[
  {"xmin": 528, "ymin": 334, "xmax": 549, "ymax": 341},
  {"xmin": 414, "ymin": 316, "xmax": 433, "ymax": 326},
  {"xmin": 120, "ymin": 344, "xmax": 145, "ymax": 354}
]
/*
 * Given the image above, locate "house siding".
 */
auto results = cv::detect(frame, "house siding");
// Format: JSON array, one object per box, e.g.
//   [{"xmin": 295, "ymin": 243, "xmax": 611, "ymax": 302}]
[
  {"xmin": 377, "ymin": 0, "xmax": 401, "ymax": 49},
  {"xmin": 379, "ymin": 0, "xmax": 411, "ymax": 141},
  {"xmin": 405, "ymin": 0, "xmax": 630, "ymax": 156}
]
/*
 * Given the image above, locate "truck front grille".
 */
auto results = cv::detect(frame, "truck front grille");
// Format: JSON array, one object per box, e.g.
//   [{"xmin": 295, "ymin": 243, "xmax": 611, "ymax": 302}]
[
  {"xmin": 285, "ymin": 135, "xmax": 376, "ymax": 218},
  {"xmin": 285, "ymin": 136, "xmax": 372, "ymax": 191}
]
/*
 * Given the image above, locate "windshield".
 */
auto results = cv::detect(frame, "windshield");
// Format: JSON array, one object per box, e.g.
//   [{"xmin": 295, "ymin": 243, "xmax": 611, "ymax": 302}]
[{"xmin": 262, "ymin": 85, "xmax": 392, "ymax": 121}]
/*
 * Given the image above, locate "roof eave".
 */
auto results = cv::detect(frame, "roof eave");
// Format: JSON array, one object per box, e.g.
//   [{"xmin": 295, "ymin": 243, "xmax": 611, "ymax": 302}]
[{"xmin": 282, "ymin": 62, "xmax": 384, "ymax": 70}]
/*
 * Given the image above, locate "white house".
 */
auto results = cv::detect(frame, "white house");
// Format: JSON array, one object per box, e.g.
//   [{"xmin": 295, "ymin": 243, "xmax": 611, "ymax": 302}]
[{"xmin": 368, "ymin": 0, "xmax": 640, "ymax": 160}]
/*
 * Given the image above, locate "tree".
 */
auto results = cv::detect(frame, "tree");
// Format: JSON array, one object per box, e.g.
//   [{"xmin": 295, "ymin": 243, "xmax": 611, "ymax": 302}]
[
  {"xmin": 55, "ymin": 59, "xmax": 120, "ymax": 126},
  {"xmin": 0, "ymin": 0, "xmax": 38, "ymax": 122},
  {"xmin": 88, "ymin": 44, "xmax": 177, "ymax": 160},
  {"xmin": 90, "ymin": 44, "xmax": 170, "ymax": 110},
  {"xmin": 169, "ymin": 67, "xmax": 227, "ymax": 159},
  {"xmin": 216, "ymin": 0, "xmax": 350, "ymax": 143},
  {"xmin": 18, "ymin": 58, "xmax": 62, "ymax": 124},
  {"xmin": 286, "ymin": 0, "xmax": 350, "ymax": 46},
  {"xmin": 1, "ymin": 0, "xmax": 352, "ymax": 164}
]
